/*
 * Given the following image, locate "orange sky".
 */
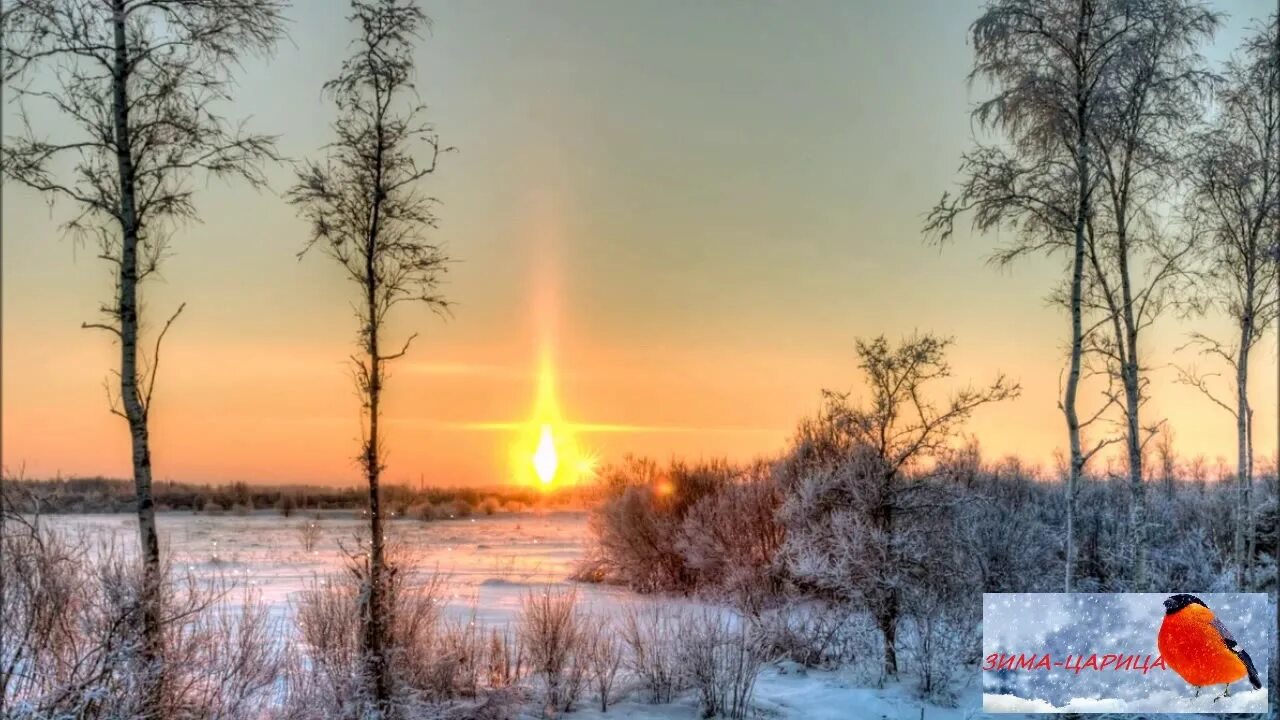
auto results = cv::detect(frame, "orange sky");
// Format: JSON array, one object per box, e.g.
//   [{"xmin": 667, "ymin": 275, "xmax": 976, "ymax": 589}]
[{"xmin": 2, "ymin": 1, "xmax": 1277, "ymax": 486}]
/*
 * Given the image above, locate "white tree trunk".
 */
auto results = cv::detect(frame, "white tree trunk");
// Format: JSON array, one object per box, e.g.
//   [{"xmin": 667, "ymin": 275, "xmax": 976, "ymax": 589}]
[{"xmin": 111, "ymin": 0, "xmax": 163, "ymax": 664}]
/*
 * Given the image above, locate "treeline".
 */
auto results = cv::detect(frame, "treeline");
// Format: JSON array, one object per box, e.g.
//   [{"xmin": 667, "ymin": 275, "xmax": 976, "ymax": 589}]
[{"xmin": 1, "ymin": 476, "xmax": 590, "ymax": 517}]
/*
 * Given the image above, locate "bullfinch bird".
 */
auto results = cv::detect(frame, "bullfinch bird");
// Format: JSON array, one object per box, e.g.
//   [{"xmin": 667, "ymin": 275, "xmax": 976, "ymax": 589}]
[{"xmin": 1158, "ymin": 594, "xmax": 1261, "ymax": 701}]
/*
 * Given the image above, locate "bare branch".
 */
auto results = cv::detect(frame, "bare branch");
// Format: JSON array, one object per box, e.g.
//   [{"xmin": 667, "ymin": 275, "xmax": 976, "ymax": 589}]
[{"xmin": 142, "ymin": 302, "xmax": 186, "ymax": 419}]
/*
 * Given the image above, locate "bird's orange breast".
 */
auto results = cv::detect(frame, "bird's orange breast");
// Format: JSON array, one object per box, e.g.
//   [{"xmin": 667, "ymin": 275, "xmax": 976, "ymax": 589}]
[{"xmin": 1158, "ymin": 609, "xmax": 1247, "ymax": 687}]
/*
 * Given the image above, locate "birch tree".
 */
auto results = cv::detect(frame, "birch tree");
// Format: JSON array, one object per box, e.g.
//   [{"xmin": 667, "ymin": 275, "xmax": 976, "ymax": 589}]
[
  {"xmin": 1, "ymin": 0, "xmax": 286, "ymax": 699},
  {"xmin": 287, "ymin": 0, "xmax": 449, "ymax": 713},
  {"xmin": 927, "ymin": 0, "xmax": 1138, "ymax": 592},
  {"xmin": 1179, "ymin": 16, "xmax": 1280, "ymax": 588},
  {"xmin": 1085, "ymin": 0, "xmax": 1217, "ymax": 590}
]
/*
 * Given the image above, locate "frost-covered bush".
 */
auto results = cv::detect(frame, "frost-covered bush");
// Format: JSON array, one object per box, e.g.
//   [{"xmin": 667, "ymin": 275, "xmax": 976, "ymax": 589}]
[
  {"xmin": 518, "ymin": 586, "xmax": 584, "ymax": 716},
  {"xmin": 579, "ymin": 614, "xmax": 624, "ymax": 712},
  {"xmin": 582, "ymin": 457, "xmax": 735, "ymax": 593},
  {"xmin": 298, "ymin": 518, "xmax": 322, "ymax": 553},
  {"xmin": 748, "ymin": 602, "xmax": 881, "ymax": 674},
  {"xmin": 618, "ymin": 603, "xmax": 688, "ymax": 703},
  {"xmin": 581, "ymin": 455, "xmax": 790, "ymax": 606},
  {"xmin": 899, "ymin": 593, "xmax": 981, "ymax": 705},
  {"xmin": 675, "ymin": 461, "xmax": 786, "ymax": 608},
  {"xmin": 1, "ymin": 515, "xmax": 286, "ymax": 719},
  {"xmin": 292, "ymin": 565, "xmax": 469, "ymax": 716},
  {"xmin": 675, "ymin": 610, "xmax": 763, "ymax": 720}
]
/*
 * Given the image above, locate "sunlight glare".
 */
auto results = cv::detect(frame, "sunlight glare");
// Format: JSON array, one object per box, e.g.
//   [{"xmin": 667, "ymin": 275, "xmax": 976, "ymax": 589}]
[{"xmin": 533, "ymin": 424, "xmax": 558, "ymax": 484}]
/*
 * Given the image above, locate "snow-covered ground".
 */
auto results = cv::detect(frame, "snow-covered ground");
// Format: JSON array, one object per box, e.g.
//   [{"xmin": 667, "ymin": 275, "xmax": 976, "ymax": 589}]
[
  {"xmin": 39, "ymin": 513, "xmax": 1270, "ymax": 719},
  {"xmin": 40, "ymin": 511, "xmax": 980, "ymax": 719},
  {"xmin": 42, "ymin": 511, "xmax": 604, "ymax": 624}
]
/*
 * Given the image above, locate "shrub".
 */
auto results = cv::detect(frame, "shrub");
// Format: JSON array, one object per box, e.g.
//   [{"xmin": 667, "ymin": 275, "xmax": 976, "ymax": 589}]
[
  {"xmin": 298, "ymin": 519, "xmax": 322, "ymax": 553},
  {"xmin": 291, "ymin": 565, "xmax": 452, "ymax": 717},
  {"xmin": 579, "ymin": 614, "xmax": 623, "ymax": 712},
  {"xmin": 618, "ymin": 603, "xmax": 686, "ymax": 704},
  {"xmin": 1, "ymin": 514, "xmax": 286, "ymax": 719},
  {"xmin": 518, "ymin": 587, "xmax": 583, "ymax": 717},
  {"xmin": 748, "ymin": 602, "xmax": 880, "ymax": 672},
  {"xmin": 676, "ymin": 610, "xmax": 763, "ymax": 720},
  {"xmin": 583, "ymin": 457, "xmax": 735, "ymax": 593},
  {"xmin": 676, "ymin": 461, "xmax": 786, "ymax": 608}
]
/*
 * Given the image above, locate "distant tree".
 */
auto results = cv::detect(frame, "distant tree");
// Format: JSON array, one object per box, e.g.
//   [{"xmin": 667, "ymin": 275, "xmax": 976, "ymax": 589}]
[
  {"xmin": 927, "ymin": 0, "xmax": 1141, "ymax": 592},
  {"xmin": 1179, "ymin": 15, "xmax": 1280, "ymax": 587},
  {"xmin": 1084, "ymin": 0, "xmax": 1217, "ymax": 590},
  {"xmin": 287, "ymin": 0, "xmax": 450, "ymax": 712},
  {"xmin": 780, "ymin": 334, "xmax": 1018, "ymax": 678},
  {"xmin": 1154, "ymin": 424, "xmax": 1178, "ymax": 499},
  {"xmin": 1, "ymin": 0, "xmax": 286, "ymax": 702}
]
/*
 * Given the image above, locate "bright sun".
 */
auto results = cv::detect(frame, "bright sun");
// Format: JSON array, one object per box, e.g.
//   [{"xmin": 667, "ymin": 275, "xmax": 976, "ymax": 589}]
[
  {"xmin": 532, "ymin": 424, "xmax": 558, "ymax": 484},
  {"xmin": 510, "ymin": 347, "xmax": 593, "ymax": 489}
]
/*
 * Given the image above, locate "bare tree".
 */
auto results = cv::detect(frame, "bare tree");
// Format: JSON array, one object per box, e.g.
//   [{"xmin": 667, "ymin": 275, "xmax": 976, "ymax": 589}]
[
  {"xmin": 1, "ymin": 0, "xmax": 286, "ymax": 701},
  {"xmin": 1153, "ymin": 423, "xmax": 1178, "ymax": 498},
  {"xmin": 1084, "ymin": 0, "xmax": 1217, "ymax": 590},
  {"xmin": 287, "ymin": 0, "xmax": 450, "ymax": 713},
  {"xmin": 781, "ymin": 334, "xmax": 1018, "ymax": 677},
  {"xmin": 927, "ymin": 0, "xmax": 1140, "ymax": 592},
  {"xmin": 1180, "ymin": 14, "xmax": 1280, "ymax": 588}
]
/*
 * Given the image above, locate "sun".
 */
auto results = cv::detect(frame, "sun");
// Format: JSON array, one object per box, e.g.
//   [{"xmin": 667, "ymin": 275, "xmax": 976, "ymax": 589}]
[
  {"xmin": 532, "ymin": 424, "xmax": 558, "ymax": 484},
  {"xmin": 510, "ymin": 346, "xmax": 592, "ymax": 488}
]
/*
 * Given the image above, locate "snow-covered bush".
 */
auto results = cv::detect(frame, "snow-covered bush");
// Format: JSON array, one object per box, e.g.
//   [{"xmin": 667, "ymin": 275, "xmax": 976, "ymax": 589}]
[
  {"xmin": 618, "ymin": 602, "xmax": 688, "ymax": 703},
  {"xmin": 778, "ymin": 335, "xmax": 1017, "ymax": 681},
  {"xmin": 748, "ymin": 602, "xmax": 881, "ymax": 674},
  {"xmin": 1, "ymin": 513, "xmax": 286, "ymax": 719},
  {"xmin": 518, "ymin": 586, "xmax": 584, "ymax": 716},
  {"xmin": 579, "ymin": 614, "xmax": 624, "ymax": 712},
  {"xmin": 675, "ymin": 461, "xmax": 787, "ymax": 609},
  {"xmin": 581, "ymin": 457, "xmax": 735, "ymax": 593},
  {"xmin": 298, "ymin": 518, "xmax": 321, "ymax": 553},
  {"xmin": 676, "ymin": 610, "xmax": 763, "ymax": 720},
  {"xmin": 899, "ymin": 595, "xmax": 980, "ymax": 705},
  {"xmin": 292, "ymin": 565, "xmax": 463, "ymax": 716}
]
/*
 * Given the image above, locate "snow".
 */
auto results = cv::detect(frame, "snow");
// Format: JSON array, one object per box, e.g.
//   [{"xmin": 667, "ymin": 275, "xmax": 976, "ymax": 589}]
[
  {"xmin": 983, "ymin": 687, "xmax": 1269, "ymax": 713},
  {"xmin": 554, "ymin": 670, "xmax": 972, "ymax": 720},
  {"xmin": 39, "ymin": 513, "xmax": 1273, "ymax": 719}
]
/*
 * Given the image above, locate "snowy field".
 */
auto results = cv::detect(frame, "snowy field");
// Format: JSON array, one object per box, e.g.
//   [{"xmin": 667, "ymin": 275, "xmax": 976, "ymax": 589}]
[
  {"xmin": 37, "ymin": 511, "xmax": 981, "ymax": 719},
  {"xmin": 39, "ymin": 512, "xmax": 1269, "ymax": 719},
  {"xmin": 42, "ymin": 511, "xmax": 629, "ymax": 626}
]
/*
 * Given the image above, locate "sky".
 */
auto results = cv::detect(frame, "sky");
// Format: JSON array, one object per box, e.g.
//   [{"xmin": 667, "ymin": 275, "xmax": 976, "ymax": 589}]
[{"xmin": 3, "ymin": 0, "xmax": 1279, "ymax": 486}]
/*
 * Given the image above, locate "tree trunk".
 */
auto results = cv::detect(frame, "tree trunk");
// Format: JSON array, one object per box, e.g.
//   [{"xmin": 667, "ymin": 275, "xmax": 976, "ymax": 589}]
[
  {"xmin": 1123, "ymin": 356, "xmax": 1145, "ymax": 591},
  {"xmin": 362, "ymin": 126, "xmax": 392, "ymax": 715},
  {"xmin": 876, "ymin": 469, "xmax": 899, "ymax": 678},
  {"xmin": 363, "ymin": 335, "xmax": 389, "ymax": 715},
  {"xmin": 1235, "ymin": 314, "xmax": 1253, "ymax": 588},
  {"xmin": 878, "ymin": 600, "xmax": 899, "ymax": 679},
  {"xmin": 111, "ymin": 0, "xmax": 163, "ymax": 694},
  {"xmin": 1064, "ymin": 10, "xmax": 1091, "ymax": 592},
  {"xmin": 1116, "ymin": 212, "xmax": 1146, "ymax": 591}
]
